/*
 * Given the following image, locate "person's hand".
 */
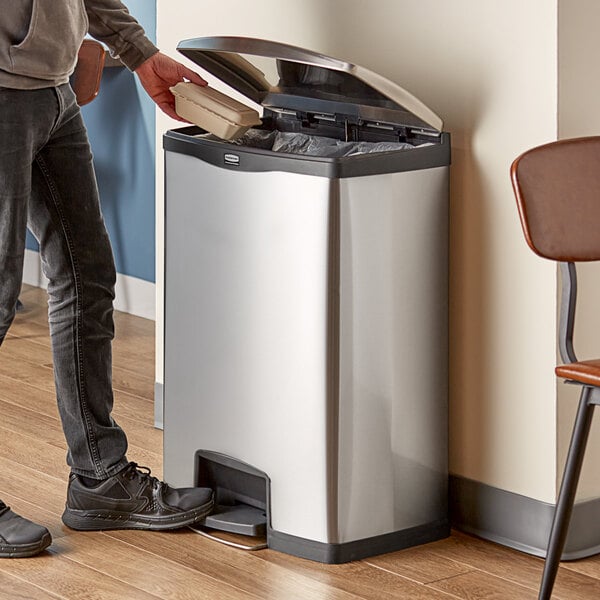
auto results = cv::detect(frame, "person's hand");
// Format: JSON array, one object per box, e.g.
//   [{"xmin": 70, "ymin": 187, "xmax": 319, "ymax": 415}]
[{"xmin": 135, "ymin": 51, "xmax": 207, "ymax": 121}]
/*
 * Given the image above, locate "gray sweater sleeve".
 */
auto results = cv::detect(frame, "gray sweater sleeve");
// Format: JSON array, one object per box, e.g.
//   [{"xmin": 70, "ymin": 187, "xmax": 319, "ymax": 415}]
[{"xmin": 84, "ymin": 0, "xmax": 159, "ymax": 71}]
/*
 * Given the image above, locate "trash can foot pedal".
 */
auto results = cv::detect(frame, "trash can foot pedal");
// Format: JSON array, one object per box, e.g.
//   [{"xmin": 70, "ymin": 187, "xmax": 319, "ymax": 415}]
[
  {"xmin": 199, "ymin": 503, "xmax": 267, "ymax": 536},
  {"xmin": 189, "ymin": 503, "xmax": 267, "ymax": 550}
]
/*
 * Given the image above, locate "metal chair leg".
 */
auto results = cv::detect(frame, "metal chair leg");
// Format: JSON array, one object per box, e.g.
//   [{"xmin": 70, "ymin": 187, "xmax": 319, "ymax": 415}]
[{"xmin": 539, "ymin": 386, "xmax": 595, "ymax": 600}]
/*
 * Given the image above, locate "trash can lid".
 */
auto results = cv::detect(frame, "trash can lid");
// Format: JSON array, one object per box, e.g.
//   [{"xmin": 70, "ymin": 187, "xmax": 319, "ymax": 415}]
[{"xmin": 176, "ymin": 36, "xmax": 443, "ymax": 133}]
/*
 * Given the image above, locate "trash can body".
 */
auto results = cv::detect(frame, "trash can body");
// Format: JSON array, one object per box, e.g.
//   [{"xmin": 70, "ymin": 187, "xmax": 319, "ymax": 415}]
[{"xmin": 162, "ymin": 37, "xmax": 450, "ymax": 563}]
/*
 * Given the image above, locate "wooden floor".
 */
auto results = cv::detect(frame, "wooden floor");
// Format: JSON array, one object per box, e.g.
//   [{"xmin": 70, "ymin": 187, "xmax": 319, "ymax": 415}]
[{"xmin": 1, "ymin": 285, "xmax": 600, "ymax": 599}]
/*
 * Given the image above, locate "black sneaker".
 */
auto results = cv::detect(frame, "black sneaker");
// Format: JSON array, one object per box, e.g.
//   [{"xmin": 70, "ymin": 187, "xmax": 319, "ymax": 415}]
[
  {"xmin": 0, "ymin": 501, "xmax": 52, "ymax": 558},
  {"xmin": 61, "ymin": 463, "xmax": 214, "ymax": 531}
]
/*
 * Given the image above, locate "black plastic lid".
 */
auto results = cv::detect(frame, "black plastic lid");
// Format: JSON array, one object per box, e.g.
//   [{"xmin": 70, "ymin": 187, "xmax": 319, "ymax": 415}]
[{"xmin": 177, "ymin": 37, "xmax": 443, "ymax": 132}]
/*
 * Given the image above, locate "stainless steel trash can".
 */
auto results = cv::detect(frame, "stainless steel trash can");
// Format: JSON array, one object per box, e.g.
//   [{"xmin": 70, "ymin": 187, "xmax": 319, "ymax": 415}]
[{"xmin": 162, "ymin": 36, "xmax": 450, "ymax": 563}]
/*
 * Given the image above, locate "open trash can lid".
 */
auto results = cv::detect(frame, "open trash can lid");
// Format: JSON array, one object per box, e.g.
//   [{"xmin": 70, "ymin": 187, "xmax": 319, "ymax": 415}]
[{"xmin": 177, "ymin": 36, "xmax": 443, "ymax": 133}]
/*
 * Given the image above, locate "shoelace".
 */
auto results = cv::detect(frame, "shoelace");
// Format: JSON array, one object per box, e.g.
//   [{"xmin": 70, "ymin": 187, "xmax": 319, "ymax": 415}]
[{"xmin": 122, "ymin": 463, "xmax": 162, "ymax": 492}]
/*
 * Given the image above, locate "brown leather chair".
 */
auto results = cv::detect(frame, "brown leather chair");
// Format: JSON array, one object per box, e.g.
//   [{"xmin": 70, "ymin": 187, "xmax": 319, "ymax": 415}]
[
  {"xmin": 511, "ymin": 136, "xmax": 600, "ymax": 600},
  {"xmin": 71, "ymin": 39, "xmax": 106, "ymax": 106}
]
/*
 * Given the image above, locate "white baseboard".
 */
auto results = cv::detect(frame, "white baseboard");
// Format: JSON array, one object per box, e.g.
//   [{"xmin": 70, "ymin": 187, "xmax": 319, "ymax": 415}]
[
  {"xmin": 22, "ymin": 249, "xmax": 156, "ymax": 321},
  {"xmin": 113, "ymin": 272, "xmax": 156, "ymax": 321}
]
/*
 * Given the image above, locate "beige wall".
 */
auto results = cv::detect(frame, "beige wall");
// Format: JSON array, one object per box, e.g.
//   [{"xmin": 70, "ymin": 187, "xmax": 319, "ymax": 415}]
[
  {"xmin": 156, "ymin": 1, "xmax": 566, "ymax": 503},
  {"xmin": 557, "ymin": 0, "xmax": 600, "ymax": 501}
]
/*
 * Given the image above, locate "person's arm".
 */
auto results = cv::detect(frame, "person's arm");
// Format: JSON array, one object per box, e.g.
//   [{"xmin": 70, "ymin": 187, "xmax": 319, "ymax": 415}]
[
  {"xmin": 84, "ymin": 0, "xmax": 158, "ymax": 71},
  {"xmin": 84, "ymin": 0, "xmax": 206, "ymax": 120}
]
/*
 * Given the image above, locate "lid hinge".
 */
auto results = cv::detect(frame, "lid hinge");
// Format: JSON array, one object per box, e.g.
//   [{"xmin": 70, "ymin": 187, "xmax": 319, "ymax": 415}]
[
  {"xmin": 267, "ymin": 107, "xmax": 434, "ymax": 143},
  {"xmin": 338, "ymin": 116, "xmax": 361, "ymax": 142},
  {"xmin": 296, "ymin": 111, "xmax": 316, "ymax": 129}
]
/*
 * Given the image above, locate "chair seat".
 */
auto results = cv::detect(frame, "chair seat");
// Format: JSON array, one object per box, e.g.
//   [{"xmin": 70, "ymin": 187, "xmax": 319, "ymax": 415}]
[{"xmin": 556, "ymin": 359, "xmax": 600, "ymax": 387}]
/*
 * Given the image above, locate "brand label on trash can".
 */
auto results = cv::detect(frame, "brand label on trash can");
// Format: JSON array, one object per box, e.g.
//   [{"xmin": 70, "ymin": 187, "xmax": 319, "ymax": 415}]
[{"xmin": 224, "ymin": 153, "xmax": 240, "ymax": 166}]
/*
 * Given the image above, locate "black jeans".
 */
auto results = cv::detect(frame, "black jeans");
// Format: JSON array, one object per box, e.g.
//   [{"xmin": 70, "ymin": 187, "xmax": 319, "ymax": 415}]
[{"xmin": 0, "ymin": 83, "xmax": 129, "ymax": 478}]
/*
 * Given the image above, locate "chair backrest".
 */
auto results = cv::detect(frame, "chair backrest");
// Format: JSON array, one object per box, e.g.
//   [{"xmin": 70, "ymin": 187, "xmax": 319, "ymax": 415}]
[
  {"xmin": 71, "ymin": 39, "xmax": 106, "ymax": 107},
  {"xmin": 510, "ymin": 137, "xmax": 600, "ymax": 262}
]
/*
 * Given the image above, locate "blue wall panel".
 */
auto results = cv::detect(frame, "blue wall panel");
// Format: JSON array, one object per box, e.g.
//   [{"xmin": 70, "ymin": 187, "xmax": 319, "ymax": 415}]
[
  {"xmin": 26, "ymin": 0, "xmax": 157, "ymax": 283},
  {"xmin": 82, "ymin": 66, "xmax": 156, "ymax": 282}
]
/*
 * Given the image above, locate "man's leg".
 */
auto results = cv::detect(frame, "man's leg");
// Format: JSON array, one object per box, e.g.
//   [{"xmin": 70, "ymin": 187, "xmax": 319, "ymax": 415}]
[
  {"xmin": 0, "ymin": 96, "xmax": 36, "ymax": 345},
  {"xmin": 28, "ymin": 84, "xmax": 212, "ymax": 531},
  {"xmin": 28, "ymin": 86, "xmax": 128, "ymax": 479},
  {"xmin": 0, "ymin": 86, "xmax": 59, "ymax": 557}
]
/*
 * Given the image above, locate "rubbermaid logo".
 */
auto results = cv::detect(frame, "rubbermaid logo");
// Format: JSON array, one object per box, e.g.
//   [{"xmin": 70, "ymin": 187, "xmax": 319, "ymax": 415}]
[{"xmin": 224, "ymin": 153, "xmax": 240, "ymax": 166}]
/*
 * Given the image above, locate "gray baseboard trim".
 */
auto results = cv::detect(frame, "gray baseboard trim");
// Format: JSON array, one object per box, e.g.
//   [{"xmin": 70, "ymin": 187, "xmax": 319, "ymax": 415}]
[
  {"xmin": 154, "ymin": 382, "xmax": 163, "ymax": 430},
  {"xmin": 450, "ymin": 475, "xmax": 600, "ymax": 560}
]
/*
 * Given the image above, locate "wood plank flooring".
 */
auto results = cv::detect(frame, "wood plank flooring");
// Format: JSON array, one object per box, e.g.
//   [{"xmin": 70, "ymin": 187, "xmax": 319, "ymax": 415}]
[{"xmin": 1, "ymin": 283, "xmax": 599, "ymax": 599}]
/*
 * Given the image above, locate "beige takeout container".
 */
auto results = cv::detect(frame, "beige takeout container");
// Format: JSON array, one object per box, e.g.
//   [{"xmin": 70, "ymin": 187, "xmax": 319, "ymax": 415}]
[{"xmin": 170, "ymin": 82, "xmax": 262, "ymax": 140}]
